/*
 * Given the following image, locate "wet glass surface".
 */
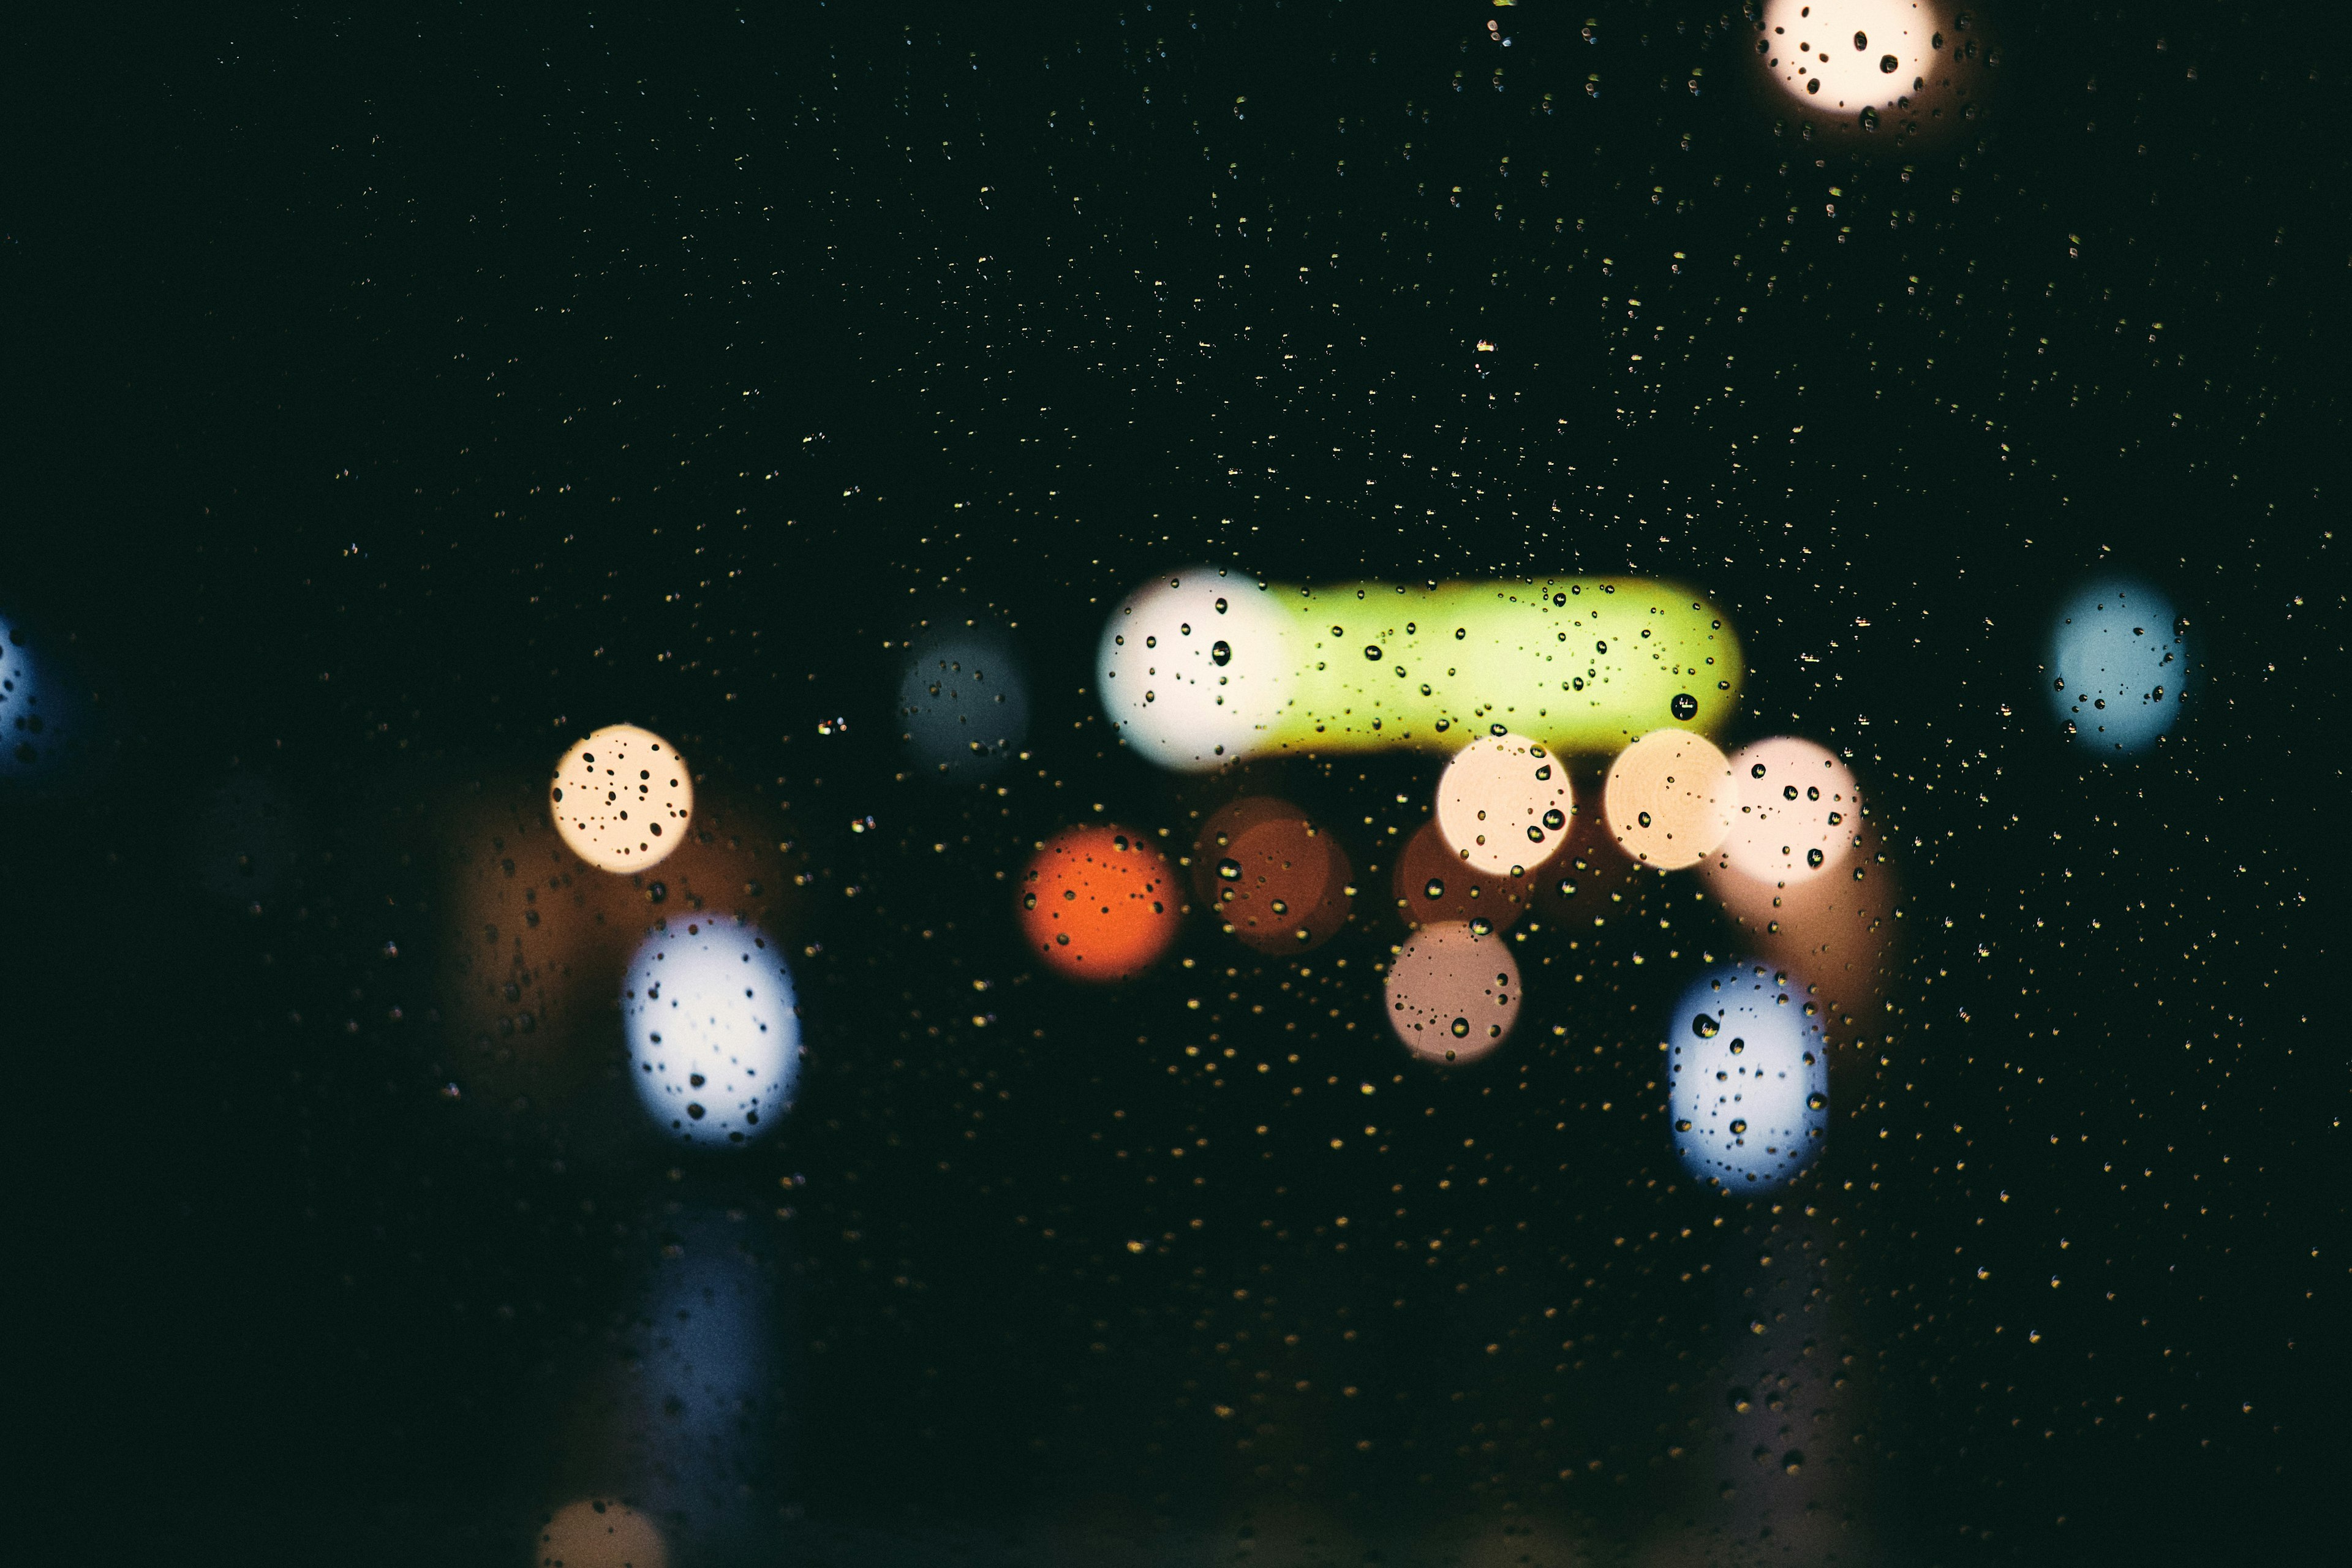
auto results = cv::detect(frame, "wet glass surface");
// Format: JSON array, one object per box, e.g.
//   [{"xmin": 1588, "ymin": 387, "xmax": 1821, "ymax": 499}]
[{"xmin": 7, "ymin": 4, "xmax": 2339, "ymax": 1562}]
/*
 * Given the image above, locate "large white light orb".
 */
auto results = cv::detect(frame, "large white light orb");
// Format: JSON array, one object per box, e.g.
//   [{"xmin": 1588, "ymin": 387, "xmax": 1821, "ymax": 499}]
[
  {"xmin": 1758, "ymin": 0, "xmax": 1940, "ymax": 115},
  {"xmin": 1665, "ymin": 962, "xmax": 1829, "ymax": 1193},
  {"xmin": 1096, "ymin": 567, "xmax": 1296, "ymax": 770},
  {"xmin": 898, "ymin": 627, "xmax": 1030, "ymax": 778},
  {"xmin": 550, "ymin": 724, "xmax": 693, "ymax": 872},
  {"xmin": 2046, "ymin": 579, "xmax": 2188, "ymax": 755},
  {"xmin": 622, "ymin": 916, "xmax": 800, "ymax": 1147}
]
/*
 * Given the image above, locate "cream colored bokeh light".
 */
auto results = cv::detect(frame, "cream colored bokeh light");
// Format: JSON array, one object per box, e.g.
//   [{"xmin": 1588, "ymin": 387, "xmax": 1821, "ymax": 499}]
[
  {"xmin": 1434, "ymin": 733, "xmax": 1573, "ymax": 877},
  {"xmin": 549, "ymin": 724, "xmax": 693, "ymax": 872},
  {"xmin": 1719, "ymin": 736, "xmax": 1860, "ymax": 884},
  {"xmin": 1604, "ymin": 729, "xmax": 1735, "ymax": 870},
  {"xmin": 536, "ymin": 1497, "xmax": 669, "ymax": 1567},
  {"xmin": 1759, "ymin": 0, "xmax": 1940, "ymax": 114}
]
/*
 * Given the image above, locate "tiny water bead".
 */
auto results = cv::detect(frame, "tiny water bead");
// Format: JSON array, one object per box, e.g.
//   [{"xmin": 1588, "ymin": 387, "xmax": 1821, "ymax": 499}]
[
  {"xmin": 549, "ymin": 724, "xmax": 693, "ymax": 872},
  {"xmin": 1022, "ymin": 823, "xmax": 1183, "ymax": 979},
  {"xmin": 1665, "ymin": 962, "xmax": 1830, "ymax": 1193}
]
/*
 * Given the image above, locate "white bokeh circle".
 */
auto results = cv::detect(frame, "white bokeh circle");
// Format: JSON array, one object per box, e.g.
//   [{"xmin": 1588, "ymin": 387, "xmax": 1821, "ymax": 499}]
[
  {"xmin": 1666, "ymin": 961, "xmax": 1829, "ymax": 1193},
  {"xmin": 622, "ymin": 916, "xmax": 800, "ymax": 1147},
  {"xmin": 1758, "ymin": 0, "xmax": 1942, "ymax": 115},
  {"xmin": 1097, "ymin": 568, "xmax": 1295, "ymax": 770}
]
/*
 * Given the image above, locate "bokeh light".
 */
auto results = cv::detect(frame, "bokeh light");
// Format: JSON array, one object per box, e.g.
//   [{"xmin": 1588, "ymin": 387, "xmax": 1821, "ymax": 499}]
[
  {"xmin": 0, "ymin": 615, "xmax": 40, "ymax": 770},
  {"xmin": 1392, "ymin": 818, "xmax": 1529, "ymax": 933},
  {"xmin": 550, "ymin": 724, "xmax": 694, "ymax": 872},
  {"xmin": 1190, "ymin": 796, "xmax": 1351, "ymax": 953},
  {"xmin": 1665, "ymin": 962, "xmax": 1830, "ymax": 1193},
  {"xmin": 1096, "ymin": 567, "xmax": 1298, "ymax": 770},
  {"xmin": 0, "ymin": 612, "xmax": 71, "ymax": 778},
  {"xmin": 622, "ymin": 915, "xmax": 800, "ymax": 1147},
  {"xmin": 1602, "ymin": 729, "xmax": 1735, "ymax": 870},
  {"xmin": 443, "ymin": 778, "xmax": 802, "ymax": 1112},
  {"xmin": 2046, "ymin": 579, "xmax": 2189, "ymax": 755},
  {"xmin": 1754, "ymin": 0, "xmax": 1986, "ymax": 134},
  {"xmin": 535, "ymin": 1497, "xmax": 669, "ymax": 1568},
  {"xmin": 1385, "ymin": 922, "xmax": 1521, "ymax": 1064},
  {"xmin": 1435, "ymin": 732, "xmax": 1574, "ymax": 876},
  {"xmin": 443, "ymin": 781, "xmax": 634, "ymax": 1102},
  {"xmin": 1099, "ymin": 568, "xmax": 1744, "ymax": 767},
  {"xmin": 1717, "ymin": 737, "xmax": 1860, "ymax": 884},
  {"xmin": 1702, "ymin": 816, "xmax": 1899, "ymax": 1048},
  {"xmin": 897, "ymin": 625, "xmax": 1030, "ymax": 778},
  {"xmin": 1019, "ymin": 824, "xmax": 1183, "ymax": 981}
]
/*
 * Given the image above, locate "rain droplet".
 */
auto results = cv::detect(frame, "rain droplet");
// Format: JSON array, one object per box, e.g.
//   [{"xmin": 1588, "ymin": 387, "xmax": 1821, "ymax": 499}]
[
  {"xmin": 1210, "ymin": 639, "xmax": 1232, "ymax": 666},
  {"xmin": 1691, "ymin": 1014, "xmax": 1720, "ymax": 1038}
]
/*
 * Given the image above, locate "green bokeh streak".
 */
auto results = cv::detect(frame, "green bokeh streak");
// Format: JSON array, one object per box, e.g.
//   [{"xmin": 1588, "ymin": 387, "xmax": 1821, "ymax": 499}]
[{"xmin": 1266, "ymin": 578, "xmax": 1743, "ymax": 757}]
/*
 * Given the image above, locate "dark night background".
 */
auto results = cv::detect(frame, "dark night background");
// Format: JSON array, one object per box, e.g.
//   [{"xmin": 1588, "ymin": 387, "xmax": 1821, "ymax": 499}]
[{"xmin": 3, "ymin": 2, "xmax": 2340, "ymax": 1563}]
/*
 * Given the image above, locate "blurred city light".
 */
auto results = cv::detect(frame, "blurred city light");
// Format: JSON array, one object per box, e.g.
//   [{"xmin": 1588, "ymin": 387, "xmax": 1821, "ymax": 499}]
[
  {"xmin": 1665, "ymin": 962, "xmax": 1829, "ymax": 1192},
  {"xmin": 1434, "ymin": 731, "xmax": 1574, "ymax": 876},
  {"xmin": 1099, "ymin": 568, "xmax": 1742, "ymax": 769},
  {"xmin": 1392, "ymin": 818, "xmax": 1530, "ymax": 933},
  {"xmin": 1019, "ymin": 824, "xmax": 1183, "ymax": 981},
  {"xmin": 897, "ymin": 624, "xmax": 1030, "ymax": 779},
  {"xmin": 1717, "ymin": 737, "xmax": 1860, "ymax": 885},
  {"xmin": 550, "ymin": 724, "xmax": 694, "ymax": 872},
  {"xmin": 1752, "ymin": 0, "xmax": 1988, "ymax": 138},
  {"xmin": 2046, "ymin": 578, "xmax": 2188, "ymax": 755},
  {"xmin": 1385, "ymin": 921, "xmax": 1521, "ymax": 1064},
  {"xmin": 535, "ymin": 1497, "xmax": 669, "ymax": 1568},
  {"xmin": 1190, "ymin": 796, "xmax": 1351, "ymax": 953},
  {"xmin": 1603, "ymin": 729, "xmax": 1735, "ymax": 870},
  {"xmin": 622, "ymin": 915, "xmax": 800, "ymax": 1147}
]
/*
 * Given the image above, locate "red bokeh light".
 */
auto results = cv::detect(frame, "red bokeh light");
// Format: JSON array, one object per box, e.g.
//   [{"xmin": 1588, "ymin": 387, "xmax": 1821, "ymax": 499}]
[
  {"xmin": 1191, "ymin": 796, "xmax": 1352, "ymax": 954},
  {"xmin": 1019, "ymin": 824, "xmax": 1183, "ymax": 981}
]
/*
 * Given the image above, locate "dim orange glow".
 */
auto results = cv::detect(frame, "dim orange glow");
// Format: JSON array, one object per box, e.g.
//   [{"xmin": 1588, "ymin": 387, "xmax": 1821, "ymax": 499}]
[
  {"xmin": 1020, "ymin": 824, "xmax": 1183, "ymax": 981},
  {"xmin": 1191, "ymin": 797, "xmax": 1352, "ymax": 954},
  {"xmin": 1393, "ymin": 818, "xmax": 1531, "ymax": 933},
  {"xmin": 1385, "ymin": 922, "xmax": 1521, "ymax": 1064}
]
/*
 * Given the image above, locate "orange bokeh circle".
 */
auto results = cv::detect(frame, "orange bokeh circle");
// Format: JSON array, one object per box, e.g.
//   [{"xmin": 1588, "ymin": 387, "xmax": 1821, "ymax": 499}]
[{"xmin": 1020, "ymin": 824, "xmax": 1183, "ymax": 981}]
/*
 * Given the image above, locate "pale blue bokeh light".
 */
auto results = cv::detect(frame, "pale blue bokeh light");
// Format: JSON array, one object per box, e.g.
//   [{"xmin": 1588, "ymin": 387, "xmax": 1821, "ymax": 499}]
[
  {"xmin": 0, "ymin": 614, "xmax": 58, "ymax": 777},
  {"xmin": 897, "ymin": 627, "xmax": 1030, "ymax": 778},
  {"xmin": 2046, "ymin": 579, "xmax": 2188, "ymax": 755},
  {"xmin": 1666, "ymin": 961, "xmax": 1829, "ymax": 1193},
  {"xmin": 622, "ymin": 916, "xmax": 801, "ymax": 1147}
]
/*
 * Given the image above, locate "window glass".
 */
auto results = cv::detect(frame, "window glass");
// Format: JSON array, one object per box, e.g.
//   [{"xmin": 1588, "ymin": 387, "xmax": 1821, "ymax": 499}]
[{"xmin": 10, "ymin": 4, "xmax": 2331, "ymax": 1562}]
